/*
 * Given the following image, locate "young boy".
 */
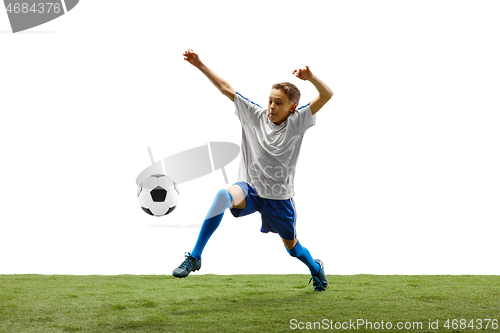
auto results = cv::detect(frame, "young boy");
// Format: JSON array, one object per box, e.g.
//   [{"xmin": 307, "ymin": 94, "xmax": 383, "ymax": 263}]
[{"xmin": 173, "ymin": 49, "xmax": 333, "ymax": 291}]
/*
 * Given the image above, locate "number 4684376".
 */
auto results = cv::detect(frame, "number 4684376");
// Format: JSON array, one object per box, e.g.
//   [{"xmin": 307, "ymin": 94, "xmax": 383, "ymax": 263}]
[
  {"xmin": 6, "ymin": 3, "xmax": 62, "ymax": 14},
  {"xmin": 444, "ymin": 319, "xmax": 498, "ymax": 330}
]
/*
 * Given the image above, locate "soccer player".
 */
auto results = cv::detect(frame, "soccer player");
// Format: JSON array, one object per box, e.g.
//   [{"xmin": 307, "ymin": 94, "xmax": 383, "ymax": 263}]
[{"xmin": 172, "ymin": 49, "xmax": 333, "ymax": 291}]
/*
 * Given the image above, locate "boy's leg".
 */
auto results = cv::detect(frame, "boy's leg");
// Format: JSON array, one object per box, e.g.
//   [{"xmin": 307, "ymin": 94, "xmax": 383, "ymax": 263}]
[
  {"xmin": 284, "ymin": 238, "xmax": 328, "ymax": 291},
  {"xmin": 172, "ymin": 185, "xmax": 246, "ymax": 278},
  {"xmin": 283, "ymin": 238, "xmax": 320, "ymax": 276},
  {"xmin": 191, "ymin": 185, "xmax": 245, "ymax": 259},
  {"xmin": 190, "ymin": 189, "xmax": 233, "ymax": 260}
]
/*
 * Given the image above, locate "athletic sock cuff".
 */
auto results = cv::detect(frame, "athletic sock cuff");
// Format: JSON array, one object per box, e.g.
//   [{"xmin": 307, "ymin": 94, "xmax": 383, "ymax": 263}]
[{"xmin": 286, "ymin": 241, "xmax": 303, "ymax": 257}]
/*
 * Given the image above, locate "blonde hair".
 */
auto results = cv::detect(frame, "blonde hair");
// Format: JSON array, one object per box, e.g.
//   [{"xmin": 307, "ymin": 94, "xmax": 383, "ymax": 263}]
[{"xmin": 272, "ymin": 82, "xmax": 301, "ymax": 105}]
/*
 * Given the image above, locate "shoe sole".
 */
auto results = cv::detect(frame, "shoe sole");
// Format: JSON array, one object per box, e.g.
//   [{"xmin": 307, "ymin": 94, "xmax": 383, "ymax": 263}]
[{"xmin": 172, "ymin": 268, "xmax": 199, "ymax": 279}]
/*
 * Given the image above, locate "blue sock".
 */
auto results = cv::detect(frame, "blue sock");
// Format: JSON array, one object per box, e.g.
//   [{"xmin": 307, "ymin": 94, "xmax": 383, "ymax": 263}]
[
  {"xmin": 191, "ymin": 189, "xmax": 233, "ymax": 260},
  {"xmin": 286, "ymin": 241, "xmax": 320, "ymax": 276}
]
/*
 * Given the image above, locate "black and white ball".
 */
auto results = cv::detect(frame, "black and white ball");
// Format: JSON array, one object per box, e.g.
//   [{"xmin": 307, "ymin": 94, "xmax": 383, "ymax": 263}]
[{"xmin": 137, "ymin": 174, "xmax": 180, "ymax": 216}]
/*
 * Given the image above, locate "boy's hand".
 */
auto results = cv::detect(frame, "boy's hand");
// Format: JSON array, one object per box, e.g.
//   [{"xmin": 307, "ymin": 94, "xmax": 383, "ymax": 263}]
[
  {"xmin": 292, "ymin": 66, "xmax": 314, "ymax": 81},
  {"xmin": 296, "ymin": 66, "xmax": 333, "ymax": 115},
  {"xmin": 183, "ymin": 48, "xmax": 235, "ymax": 102},
  {"xmin": 183, "ymin": 48, "xmax": 202, "ymax": 68}
]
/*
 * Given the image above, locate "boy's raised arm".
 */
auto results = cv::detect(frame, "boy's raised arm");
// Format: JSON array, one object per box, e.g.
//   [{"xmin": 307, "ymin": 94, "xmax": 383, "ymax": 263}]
[
  {"xmin": 184, "ymin": 49, "xmax": 236, "ymax": 102},
  {"xmin": 293, "ymin": 66, "xmax": 333, "ymax": 115}
]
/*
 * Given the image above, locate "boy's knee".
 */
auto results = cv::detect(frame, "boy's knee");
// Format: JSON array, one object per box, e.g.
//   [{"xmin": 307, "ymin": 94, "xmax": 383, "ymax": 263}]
[
  {"xmin": 205, "ymin": 189, "xmax": 233, "ymax": 220},
  {"xmin": 214, "ymin": 189, "xmax": 232, "ymax": 205}
]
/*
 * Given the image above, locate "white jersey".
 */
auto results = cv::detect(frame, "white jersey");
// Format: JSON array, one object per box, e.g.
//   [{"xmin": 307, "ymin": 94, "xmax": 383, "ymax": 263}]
[{"xmin": 234, "ymin": 92, "xmax": 316, "ymax": 200}]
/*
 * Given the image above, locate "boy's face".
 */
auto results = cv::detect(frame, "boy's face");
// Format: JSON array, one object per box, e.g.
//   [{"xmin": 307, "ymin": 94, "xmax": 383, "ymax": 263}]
[{"xmin": 268, "ymin": 89, "xmax": 297, "ymax": 126}]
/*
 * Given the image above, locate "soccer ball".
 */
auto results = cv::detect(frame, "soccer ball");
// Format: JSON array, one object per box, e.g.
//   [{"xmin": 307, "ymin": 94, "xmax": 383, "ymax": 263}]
[{"xmin": 137, "ymin": 174, "xmax": 180, "ymax": 216}]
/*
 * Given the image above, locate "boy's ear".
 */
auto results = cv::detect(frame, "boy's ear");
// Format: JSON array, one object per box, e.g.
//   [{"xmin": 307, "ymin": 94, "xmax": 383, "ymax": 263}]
[{"xmin": 289, "ymin": 104, "xmax": 297, "ymax": 113}]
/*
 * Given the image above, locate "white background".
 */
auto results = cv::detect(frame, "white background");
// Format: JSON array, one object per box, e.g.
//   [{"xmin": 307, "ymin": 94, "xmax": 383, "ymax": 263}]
[{"xmin": 1, "ymin": 0, "xmax": 499, "ymax": 275}]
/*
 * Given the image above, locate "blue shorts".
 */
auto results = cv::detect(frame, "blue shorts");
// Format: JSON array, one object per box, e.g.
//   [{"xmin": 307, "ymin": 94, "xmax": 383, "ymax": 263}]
[{"xmin": 229, "ymin": 182, "xmax": 297, "ymax": 240}]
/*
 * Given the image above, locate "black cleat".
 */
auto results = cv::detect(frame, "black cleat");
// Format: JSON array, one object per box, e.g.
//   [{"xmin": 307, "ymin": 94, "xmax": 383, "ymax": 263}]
[
  {"xmin": 172, "ymin": 252, "xmax": 202, "ymax": 278},
  {"xmin": 309, "ymin": 259, "xmax": 328, "ymax": 291}
]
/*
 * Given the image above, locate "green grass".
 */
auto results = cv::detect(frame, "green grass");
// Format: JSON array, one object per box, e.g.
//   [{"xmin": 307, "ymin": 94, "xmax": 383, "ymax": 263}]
[{"xmin": 0, "ymin": 275, "xmax": 499, "ymax": 332}]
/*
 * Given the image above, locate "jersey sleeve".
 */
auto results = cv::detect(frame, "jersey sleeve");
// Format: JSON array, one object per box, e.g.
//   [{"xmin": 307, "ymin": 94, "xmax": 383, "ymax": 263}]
[
  {"xmin": 234, "ymin": 92, "xmax": 262, "ymax": 126},
  {"xmin": 289, "ymin": 102, "xmax": 316, "ymax": 134}
]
